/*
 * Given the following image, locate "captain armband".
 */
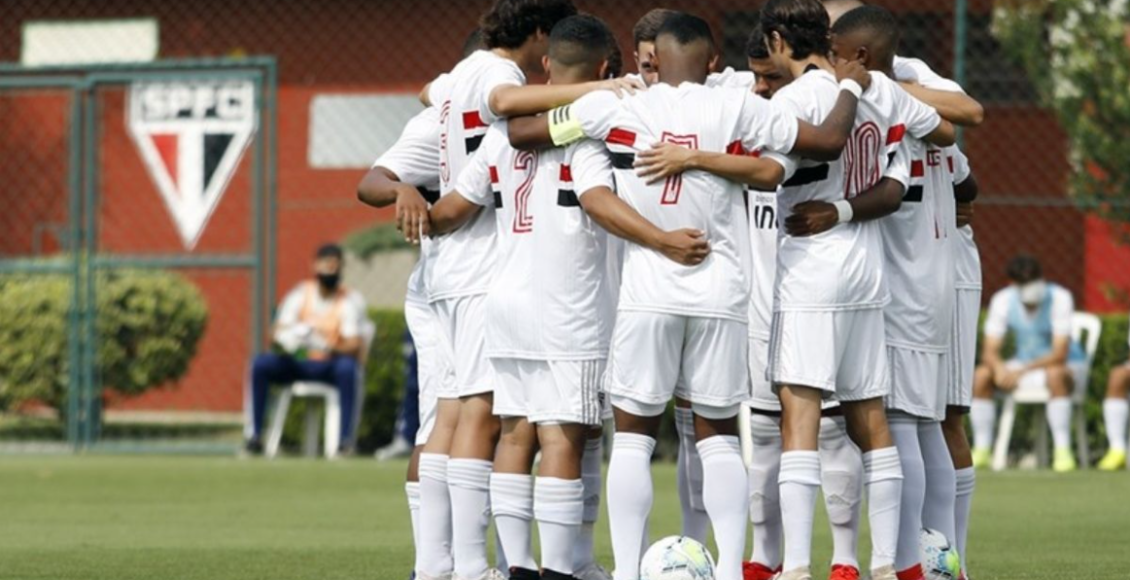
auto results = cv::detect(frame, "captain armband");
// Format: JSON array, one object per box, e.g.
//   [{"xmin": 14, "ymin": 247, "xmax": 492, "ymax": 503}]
[{"xmin": 548, "ymin": 105, "xmax": 585, "ymax": 146}]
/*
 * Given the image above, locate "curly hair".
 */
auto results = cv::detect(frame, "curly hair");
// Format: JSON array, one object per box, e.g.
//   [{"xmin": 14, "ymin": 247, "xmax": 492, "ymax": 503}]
[
  {"xmin": 480, "ymin": 0, "xmax": 577, "ymax": 50},
  {"xmin": 761, "ymin": 0, "xmax": 832, "ymax": 60}
]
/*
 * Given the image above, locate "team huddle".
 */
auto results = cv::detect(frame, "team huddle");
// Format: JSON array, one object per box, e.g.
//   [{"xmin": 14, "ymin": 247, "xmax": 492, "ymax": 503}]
[{"xmin": 357, "ymin": 1, "xmax": 985, "ymax": 580}]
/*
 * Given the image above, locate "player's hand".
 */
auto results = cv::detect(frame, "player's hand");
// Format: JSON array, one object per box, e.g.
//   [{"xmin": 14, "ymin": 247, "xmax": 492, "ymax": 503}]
[
  {"xmin": 635, "ymin": 142, "xmax": 694, "ymax": 184},
  {"xmin": 785, "ymin": 201, "xmax": 839, "ymax": 236},
  {"xmin": 956, "ymin": 201, "xmax": 975, "ymax": 228},
  {"xmin": 395, "ymin": 184, "xmax": 430, "ymax": 245},
  {"xmin": 998, "ymin": 369, "xmax": 1022, "ymax": 391},
  {"xmin": 598, "ymin": 76, "xmax": 645, "ymax": 98},
  {"xmin": 657, "ymin": 228, "xmax": 710, "ymax": 266},
  {"xmin": 834, "ymin": 58, "xmax": 871, "ymax": 92}
]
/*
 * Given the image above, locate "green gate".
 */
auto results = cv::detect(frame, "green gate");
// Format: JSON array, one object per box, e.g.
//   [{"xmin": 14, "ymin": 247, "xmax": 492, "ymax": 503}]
[{"xmin": 0, "ymin": 58, "xmax": 276, "ymax": 453}]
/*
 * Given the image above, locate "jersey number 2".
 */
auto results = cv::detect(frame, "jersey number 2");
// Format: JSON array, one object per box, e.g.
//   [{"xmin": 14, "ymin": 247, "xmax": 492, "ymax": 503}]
[
  {"xmin": 512, "ymin": 150, "xmax": 538, "ymax": 233},
  {"xmin": 660, "ymin": 133, "xmax": 698, "ymax": 205}
]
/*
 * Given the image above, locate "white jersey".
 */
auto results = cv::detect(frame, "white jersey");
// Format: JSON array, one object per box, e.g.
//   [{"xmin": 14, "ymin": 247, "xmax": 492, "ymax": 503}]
[
  {"xmin": 426, "ymin": 50, "xmax": 526, "ymax": 301},
  {"xmin": 772, "ymin": 69, "xmax": 942, "ymax": 312},
  {"xmin": 748, "ymin": 187, "xmax": 779, "ymax": 340},
  {"xmin": 456, "ymin": 124, "xmax": 617, "ymax": 360},
  {"xmin": 624, "ymin": 67, "xmax": 756, "ymax": 90},
  {"xmin": 881, "ymin": 136, "xmax": 957, "ymax": 351},
  {"xmin": 893, "ymin": 56, "xmax": 982, "ymax": 290},
  {"xmin": 372, "ymin": 106, "xmax": 442, "ymax": 307},
  {"xmin": 569, "ymin": 83, "xmax": 797, "ymax": 321}
]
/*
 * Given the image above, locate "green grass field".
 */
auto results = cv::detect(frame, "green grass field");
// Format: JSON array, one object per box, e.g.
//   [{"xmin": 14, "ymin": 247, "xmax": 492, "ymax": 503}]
[{"xmin": 1, "ymin": 456, "xmax": 1128, "ymax": 580}]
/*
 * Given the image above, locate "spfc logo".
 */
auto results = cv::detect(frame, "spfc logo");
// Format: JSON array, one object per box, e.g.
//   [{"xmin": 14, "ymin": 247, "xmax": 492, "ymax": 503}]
[{"xmin": 127, "ymin": 80, "xmax": 257, "ymax": 249}]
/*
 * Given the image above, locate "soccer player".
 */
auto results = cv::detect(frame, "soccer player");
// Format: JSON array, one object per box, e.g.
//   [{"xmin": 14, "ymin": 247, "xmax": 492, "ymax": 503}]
[
  {"xmin": 756, "ymin": 1, "xmax": 955, "ymax": 579},
  {"xmin": 971, "ymin": 255, "xmax": 1088, "ymax": 472},
  {"xmin": 830, "ymin": 8, "xmax": 961, "ymax": 579},
  {"xmin": 514, "ymin": 12, "xmax": 873, "ymax": 580},
  {"xmin": 632, "ymin": 23, "xmax": 868, "ymax": 580},
  {"xmin": 357, "ymin": 100, "xmax": 447, "ymax": 578},
  {"xmin": 423, "ymin": 15, "xmax": 629, "ymax": 580},
  {"xmin": 1099, "ymin": 325, "xmax": 1130, "ymax": 470}
]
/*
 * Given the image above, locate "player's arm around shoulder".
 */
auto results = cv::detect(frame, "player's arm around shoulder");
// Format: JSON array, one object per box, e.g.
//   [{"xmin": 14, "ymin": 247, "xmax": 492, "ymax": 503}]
[
  {"xmin": 508, "ymin": 88, "xmax": 626, "ymax": 151},
  {"xmin": 634, "ymin": 144, "xmax": 785, "ymax": 191},
  {"xmin": 894, "ymin": 57, "xmax": 984, "ymax": 127},
  {"xmin": 489, "ymin": 76, "xmax": 643, "ymax": 120}
]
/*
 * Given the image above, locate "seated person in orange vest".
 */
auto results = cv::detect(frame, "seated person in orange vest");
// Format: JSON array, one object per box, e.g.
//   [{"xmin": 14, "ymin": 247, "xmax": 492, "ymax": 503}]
[
  {"xmin": 245, "ymin": 244, "xmax": 364, "ymax": 454},
  {"xmin": 969, "ymin": 254, "xmax": 1086, "ymax": 472}
]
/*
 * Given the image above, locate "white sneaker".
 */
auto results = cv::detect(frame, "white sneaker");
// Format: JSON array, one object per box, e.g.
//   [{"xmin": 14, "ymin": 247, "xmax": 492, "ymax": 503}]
[
  {"xmin": 574, "ymin": 563, "xmax": 614, "ymax": 580},
  {"xmin": 375, "ymin": 436, "xmax": 413, "ymax": 461},
  {"xmin": 869, "ymin": 565, "xmax": 898, "ymax": 580},
  {"xmin": 771, "ymin": 567, "xmax": 812, "ymax": 580},
  {"xmin": 454, "ymin": 569, "xmax": 508, "ymax": 580}
]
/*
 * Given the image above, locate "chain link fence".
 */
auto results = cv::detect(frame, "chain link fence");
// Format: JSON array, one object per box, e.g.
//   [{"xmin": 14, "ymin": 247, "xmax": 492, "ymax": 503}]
[{"xmin": 0, "ymin": 0, "xmax": 1126, "ymax": 454}]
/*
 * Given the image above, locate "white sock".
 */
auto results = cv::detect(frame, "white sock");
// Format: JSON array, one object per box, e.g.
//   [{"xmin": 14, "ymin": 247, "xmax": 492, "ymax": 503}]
[
  {"xmin": 491, "ymin": 473, "xmax": 535, "ymax": 572},
  {"xmin": 418, "ymin": 453, "xmax": 454, "ymax": 576},
  {"xmin": 448, "ymin": 458, "xmax": 493, "ymax": 579},
  {"xmin": 574, "ymin": 436, "xmax": 603, "ymax": 571},
  {"xmin": 698, "ymin": 435, "xmax": 748, "ymax": 580},
  {"xmin": 862, "ymin": 446, "xmax": 903, "ymax": 571},
  {"xmin": 919, "ymin": 422, "xmax": 957, "ymax": 542},
  {"xmin": 970, "ymin": 399, "xmax": 995, "ymax": 451},
  {"xmin": 494, "ymin": 526, "xmax": 509, "ymax": 575},
  {"xmin": 954, "ymin": 467, "xmax": 976, "ymax": 574},
  {"xmin": 608, "ymin": 432, "xmax": 656, "ymax": 580},
  {"xmin": 748, "ymin": 414, "xmax": 783, "ymax": 571},
  {"xmin": 1047, "ymin": 397, "xmax": 1073, "ymax": 451},
  {"xmin": 889, "ymin": 419, "xmax": 924, "ymax": 573},
  {"xmin": 1104, "ymin": 398, "xmax": 1129, "ymax": 452},
  {"xmin": 818, "ymin": 417, "xmax": 862, "ymax": 569},
  {"xmin": 536, "ymin": 477, "xmax": 585, "ymax": 575},
  {"xmin": 407, "ymin": 482, "xmax": 422, "ymax": 564},
  {"xmin": 674, "ymin": 407, "xmax": 709, "ymax": 543},
  {"xmin": 778, "ymin": 450, "xmax": 821, "ymax": 573}
]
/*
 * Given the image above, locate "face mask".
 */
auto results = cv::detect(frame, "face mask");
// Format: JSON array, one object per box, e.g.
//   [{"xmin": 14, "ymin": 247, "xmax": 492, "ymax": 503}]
[
  {"xmin": 1019, "ymin": 280, "xmax": 1047, "ymax": 305},
  {"xmin": 317, "ymin": 272, "xmax": 341, "ymax": 292}
]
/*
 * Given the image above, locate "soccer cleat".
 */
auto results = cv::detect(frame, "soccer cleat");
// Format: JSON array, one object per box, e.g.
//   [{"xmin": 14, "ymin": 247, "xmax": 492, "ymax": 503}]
[
  {"xmin": 242, "ymin": 437, "xmax": 264, "ymax": 457},
  {"xmin": 573, "ymin": 563, "xmax": 613, "ymax": 580},
  {"xmin": 743, "ymin": 561, "xmax": 778, "ymax": 580},
  {"xmin": 508, "ymin": 567, "xmax": 540, "ymax": 580},
  {"xmin": 453, "ymin": 569, "xmax": 507, "ymax": 580},
  {"xmin": 894, "ymin": 563, "xmax": 925, "ymax": 580},
  {"xmin": 375, "ymin": 435, "xmax": 414, "ymax": 461},
  {"xmin": 770, "ymin": 566, "xmax": 811, "ymax": 580},
  {"xmin": 541, "ymin": 569, "xmax": 579, "ymax": 580},
  {"xmin": 869, "ymin": 564, "xmax": 899, "ymax": 580},
  {"xmin": 1097, "ymin": 449, "xmax": 1127, "ymax": 471},
  {"xmin": 828, "ymin": 564, "xmax": 860, "ymax": 580},
  {"xmin": 971, "ymin": 447, "xmax": 991, "ymax": 469},
  {"xmin": 1053, "ymin": 448, "xmax": 1077, "ymax": 472}
]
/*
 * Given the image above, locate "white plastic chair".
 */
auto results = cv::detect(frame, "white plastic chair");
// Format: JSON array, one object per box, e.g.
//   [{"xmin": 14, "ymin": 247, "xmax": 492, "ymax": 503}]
[
  {"xmin": 990, "ymin": 312, "xmax": 1101, "ymax": 471},
  {"xmin": 265, "ymin": 317, "xmax": 376, "ymax": 459}
]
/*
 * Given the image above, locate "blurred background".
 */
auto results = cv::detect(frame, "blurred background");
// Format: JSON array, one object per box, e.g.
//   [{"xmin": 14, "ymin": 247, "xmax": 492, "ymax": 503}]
[{"xmin": 0, "ymin": 0, "xmax": 1126, "ymax": 458}]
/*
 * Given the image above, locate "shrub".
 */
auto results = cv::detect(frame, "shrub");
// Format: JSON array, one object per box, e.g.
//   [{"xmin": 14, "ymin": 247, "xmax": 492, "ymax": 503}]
[{"xmin": 0, "ymin": 270, "xmax": 209, "ymax": 412}]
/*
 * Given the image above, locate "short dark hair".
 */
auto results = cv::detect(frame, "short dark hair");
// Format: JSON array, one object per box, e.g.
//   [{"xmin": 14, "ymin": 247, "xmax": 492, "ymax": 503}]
[
  {"xmin": 548, "ymin": 14, "xmax": 612, "ymax": 70},
  {"xmin": 1007, "ymin": 254, "xmax": 1043, "ymax": 283},
  {"xmin": 746, "ymin": 22, "xmax": 769, "ymax": 60},
  {"xmin": 461, "ymin": 28, "xmax": 486, "ymax": 58},
  {"xmin": 606, "ymin": 35, "xmax": 624, "ymax": 78},
  {"xmin": 316, "ymin": 243, "xmax": 344, "ymax": 261},
  {"xmin": 480, "ymin": 0, "xmax": 577, "ymax": 50},
  {"xmin": 656, "ymin": 12, "xmax": 715, "ymax": 49},
  {"xmin": 831, "ymin": 5, "xmax": 900, "ymax": 68},
  {"xmin": 761, "ymin": 0, "xmax": 832, "ymax": 60},
  {"xmin": 633, "ymin": 8, "xmax": 680, "ymax": 47}
]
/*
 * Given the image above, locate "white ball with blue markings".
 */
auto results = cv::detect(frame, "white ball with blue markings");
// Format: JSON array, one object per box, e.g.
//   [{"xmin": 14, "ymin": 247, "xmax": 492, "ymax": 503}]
[
  {"xmin": 640, "ymin": 536, "xmax": 715, "ymax": 580},
  {"xmin": 920, "ymin": 528, "xmax": 962, "ymax": 580}
]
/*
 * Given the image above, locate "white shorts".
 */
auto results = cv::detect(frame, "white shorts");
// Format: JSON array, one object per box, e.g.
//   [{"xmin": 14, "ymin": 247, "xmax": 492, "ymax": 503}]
[
  {"xmin": 1006, "ymin": 359, "xmax": 1090, "ymax": 397},
  {"xmin": 606, "ymin": 311, "xmax": 749, "ymax": 416},
  {"xmin": 491, "ymin": 358, "xmax": 605, "ymax": 426},
  {"xmin": 769, "ymin": 308, "xmax": 890, "ymax": 401},
  {"xmin": 433, "ymin": 294, "xmax": 493, "ymax": 398},
  {"xmin": 748, "ymin": 335, "xmax": 780, "ymax": 412},
  {"xmin": 884, "ymin": 346, "xmax": 949, "ymax": 421},
  {"xmin": 948, "ymin": 288, "xmax": 981, "ymax": 409},
  {"xmin": 405, "ymin": 299, "xmax": 454, "ymax": 445}
]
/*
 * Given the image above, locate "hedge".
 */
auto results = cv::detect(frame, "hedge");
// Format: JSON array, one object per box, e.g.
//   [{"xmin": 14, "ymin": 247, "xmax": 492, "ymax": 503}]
[
  {"xmin": 0, "ymin": 271, "xmax": 208, "ymax": 413},
  {"xmin": 345, "ymin": 310, "xmax": 1130, "ymax": 460}
]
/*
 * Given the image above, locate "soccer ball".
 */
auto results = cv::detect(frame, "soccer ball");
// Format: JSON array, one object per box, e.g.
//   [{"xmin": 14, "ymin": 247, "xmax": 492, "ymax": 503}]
[
  {"xmin": 919, "ymin": 528, "xmax": 962, "ymax": 580},
  {"xmin": 640, "ymin": 536, "xmax": 716, "ymax": 580}
]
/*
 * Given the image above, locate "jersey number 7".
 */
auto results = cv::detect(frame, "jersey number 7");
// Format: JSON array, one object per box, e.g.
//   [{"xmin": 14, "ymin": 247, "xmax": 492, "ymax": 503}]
[{"xmin": 659, "ymin": 132, "xmax": 698, "ymax": 205}]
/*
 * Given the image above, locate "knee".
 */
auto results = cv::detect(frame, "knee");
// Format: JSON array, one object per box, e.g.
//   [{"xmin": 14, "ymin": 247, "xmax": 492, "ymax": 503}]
[
  {"xmin": 973, "ymin": 365, "xmax": 994, "ymax": 397},
  {"xmin": 1108, "ymin": 366, "xmax": 1130, "ymax": 396},
  {"xmin": 333, "ymin": 357, "xmax": 359, "ymax": 383},
  {"xmin": 1046, "ymin": 365, "xmax": 1071, "ymax": 396},
  {"xmin": 251, "ymin": 354, "xmax": 280, "ymax": 378}
]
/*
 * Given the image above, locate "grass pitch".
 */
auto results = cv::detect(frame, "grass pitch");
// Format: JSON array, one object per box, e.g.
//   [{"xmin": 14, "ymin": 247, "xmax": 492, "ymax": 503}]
[{"xmin": 0, "ymin": 456, "xmax": 1127, "ymax": 580}]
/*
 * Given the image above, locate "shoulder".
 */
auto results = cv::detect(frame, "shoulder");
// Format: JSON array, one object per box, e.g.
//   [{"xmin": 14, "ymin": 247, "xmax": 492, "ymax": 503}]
[
  {"xmin": 989, "ymin": 287, "xmax": 1015, "ymax": 308},
  {"xmin": 1050, "ymin": 284, "xmax": 1074, "ymax": 303}
]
